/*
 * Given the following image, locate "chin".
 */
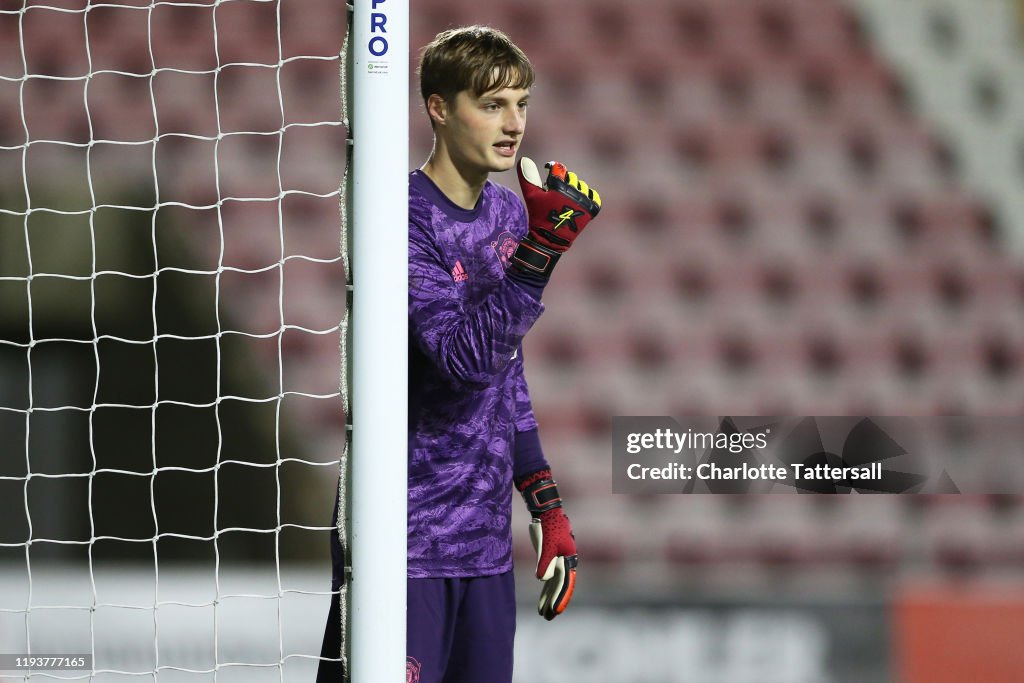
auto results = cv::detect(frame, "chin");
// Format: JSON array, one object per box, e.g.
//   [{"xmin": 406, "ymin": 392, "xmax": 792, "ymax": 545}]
[{"xmin": 490, "ymin": 155, "xmax": 518, "ymax": 173}]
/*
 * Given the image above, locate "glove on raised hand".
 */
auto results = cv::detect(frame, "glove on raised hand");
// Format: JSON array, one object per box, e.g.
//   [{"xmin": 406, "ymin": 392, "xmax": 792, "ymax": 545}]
[{"xmin": 510, "ymin": 158, "xmax": 602, "ymax": 279}]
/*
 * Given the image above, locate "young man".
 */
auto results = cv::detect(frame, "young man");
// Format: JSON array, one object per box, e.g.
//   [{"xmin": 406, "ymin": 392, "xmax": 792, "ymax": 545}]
[{"xmin": 319, "ymin": 25, "xmax": 601, "ymax": 683}]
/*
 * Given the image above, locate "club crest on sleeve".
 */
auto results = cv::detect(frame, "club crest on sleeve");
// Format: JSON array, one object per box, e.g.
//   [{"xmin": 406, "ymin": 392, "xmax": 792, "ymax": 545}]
[
  {"xmin": 406, "ymin": 656, "xmax": 422, "ymax": 683},
  {"xmin": 451, "ymin": 259, "xmax": 468, "ymax": 282},
  {"xmin": 490, "ymin": 231, "xmax": 517, "ymax": 269}
]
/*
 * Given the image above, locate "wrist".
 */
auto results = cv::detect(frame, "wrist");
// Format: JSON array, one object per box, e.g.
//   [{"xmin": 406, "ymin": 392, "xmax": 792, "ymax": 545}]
[
  {"xmin": 510, "ymin": 236, "xmax": 560, "ymax": 278},
  {"xmin": 505, "ymin": 267, "xmax": 547, "ymax": 301},
  {"xmin": 513, "ymin": 429, "xmax": 550, "ymax": 479},
  {"xmin": 517, "ymin": 469, "xmax": 563, "ymax": 518}
]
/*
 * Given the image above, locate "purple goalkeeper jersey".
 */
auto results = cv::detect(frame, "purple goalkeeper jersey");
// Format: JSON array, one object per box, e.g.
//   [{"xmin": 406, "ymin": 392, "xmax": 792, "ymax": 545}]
[{"xmin": 407, "ymin": 169, "xmax": 544, "ymax": 578}]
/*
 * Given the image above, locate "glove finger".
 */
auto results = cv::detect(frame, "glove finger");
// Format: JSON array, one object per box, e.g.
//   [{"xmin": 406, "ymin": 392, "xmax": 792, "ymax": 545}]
[
  {"xmin": 538, "ymin": 555, "xmax": 578, "ymax": 621},
  {"xmin": 537, "ymin": 557, "xmax": 563, "ymax": 618},
  {"xmin": 538, "ymin": 555, "xmax": 557, "ymax": 582},
  {"xmin": 545, "ymin": 161, "xmax": 568, "ymax": 185},
  {"xmin": 566, "ymin": 171, "xmax": 592, "ymax": 199},
  {"xmin": 545, "ymin": 165, "xmax": 601, "ymax": 218},
  {"xmin": 517, "ymin": 157, "xmax": 544, "ymax": 193}
]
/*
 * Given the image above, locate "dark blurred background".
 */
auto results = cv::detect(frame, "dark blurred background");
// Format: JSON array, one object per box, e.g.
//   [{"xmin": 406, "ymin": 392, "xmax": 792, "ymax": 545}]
[{"xmin": 2, "ymin": 0, "xmax": 1024, "ymax": 681}]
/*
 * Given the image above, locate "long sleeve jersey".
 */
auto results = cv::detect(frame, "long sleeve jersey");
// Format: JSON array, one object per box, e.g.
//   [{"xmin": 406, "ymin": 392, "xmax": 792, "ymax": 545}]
[{"xmin": 407, "ymin": 169, "xmax": 544, "ymax": 578}]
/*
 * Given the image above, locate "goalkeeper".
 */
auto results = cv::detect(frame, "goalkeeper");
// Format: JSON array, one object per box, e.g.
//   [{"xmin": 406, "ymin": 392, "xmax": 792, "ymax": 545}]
[{"xmin": 318, "ymin": 25, "xmax": 602, "ymax": 683}]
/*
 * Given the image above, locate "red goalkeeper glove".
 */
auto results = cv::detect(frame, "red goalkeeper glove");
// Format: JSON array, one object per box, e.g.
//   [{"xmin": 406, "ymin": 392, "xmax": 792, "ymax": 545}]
[
  {"xmin": 510, "ymin": 157, "xmax": 602, "ymax": 279},
  {"xmin": 517, "ymin": 469, "xmax": 578, "ymax": 620}
]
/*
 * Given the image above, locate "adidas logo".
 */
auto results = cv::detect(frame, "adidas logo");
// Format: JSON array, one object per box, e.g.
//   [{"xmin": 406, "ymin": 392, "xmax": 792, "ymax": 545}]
[{"xmin": 451, "ymin": 260, "xmax": 468, "ymax": 282}]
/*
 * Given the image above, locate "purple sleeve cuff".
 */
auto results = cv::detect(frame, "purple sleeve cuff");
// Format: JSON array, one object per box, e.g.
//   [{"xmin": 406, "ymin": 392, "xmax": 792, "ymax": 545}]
[
  {"xmin": 513, "ymin": 428, "xmax": 550, "ymax": 481},
  {"xmin": 505, "ymin": 267, "xmax": 547, "ymax": 302}
]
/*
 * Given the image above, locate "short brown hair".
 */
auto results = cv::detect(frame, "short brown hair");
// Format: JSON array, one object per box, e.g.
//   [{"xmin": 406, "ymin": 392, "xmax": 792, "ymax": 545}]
[{"xmin": 418, "ymin": 25, "xmax": 534, "ymax": 105}]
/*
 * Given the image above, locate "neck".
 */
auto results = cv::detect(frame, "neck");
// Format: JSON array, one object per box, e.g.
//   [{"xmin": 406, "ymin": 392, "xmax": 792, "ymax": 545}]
[{"xmin": 420, "ymin": 144, "xmax": 487, "ymax": 210}]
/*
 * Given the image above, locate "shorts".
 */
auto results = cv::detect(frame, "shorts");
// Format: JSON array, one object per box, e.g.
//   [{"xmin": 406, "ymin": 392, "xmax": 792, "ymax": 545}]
[
  {"xmin": 317, "ymin": 573, "xmax": 516, "ymax": 683},
  {"xmin": 317, "ymin": 489, "xmax": 516, "ymax": 683}
]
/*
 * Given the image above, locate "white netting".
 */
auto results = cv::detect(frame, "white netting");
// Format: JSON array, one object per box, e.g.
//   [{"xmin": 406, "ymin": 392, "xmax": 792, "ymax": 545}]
[{"xmin": 0, "ymin": 1, "xmax": 349, "ymax": 680}]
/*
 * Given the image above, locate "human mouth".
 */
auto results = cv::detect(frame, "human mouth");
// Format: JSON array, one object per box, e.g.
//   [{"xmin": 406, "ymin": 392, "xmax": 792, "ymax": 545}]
[{"xmin": 494, "ymin": 140, "xmax": 517, "ymax": 157}]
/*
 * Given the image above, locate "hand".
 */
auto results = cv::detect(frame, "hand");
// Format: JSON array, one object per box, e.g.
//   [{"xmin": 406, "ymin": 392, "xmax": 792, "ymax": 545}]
[
  {"xmin": 529, "ymin": 509, "xmax": 578, "ymax": 621},
  {"xmin": 510, "ymin": 158, "xmax": 602, "ymax": 278},
  {"xmin": 517, "ymin": 469, "xmax": 578, "ymax": 620}
]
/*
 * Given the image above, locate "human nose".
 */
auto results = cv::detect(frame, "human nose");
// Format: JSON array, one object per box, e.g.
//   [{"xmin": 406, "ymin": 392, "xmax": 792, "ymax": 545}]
[{"xmin": 503, "ymin": 107, "xmax": 525, "ymax": 134}]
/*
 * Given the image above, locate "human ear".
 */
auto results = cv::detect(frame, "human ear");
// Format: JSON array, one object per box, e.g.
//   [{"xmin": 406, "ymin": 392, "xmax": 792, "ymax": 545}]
[{"xmin": 426, "ymin": 94, "xmax": 448, "ymax": 126}]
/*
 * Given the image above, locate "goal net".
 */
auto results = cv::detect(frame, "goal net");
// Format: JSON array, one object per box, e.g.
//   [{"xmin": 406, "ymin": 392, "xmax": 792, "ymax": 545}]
[{"xmin": 0, "ymin": 1, "xmax": 357, "ymax": 680}]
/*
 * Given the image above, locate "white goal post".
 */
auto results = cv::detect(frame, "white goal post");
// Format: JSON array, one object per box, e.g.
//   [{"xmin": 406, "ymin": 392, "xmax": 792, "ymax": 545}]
[
  {"xmin": 0, "ymin": 0, "xmax": 408, "ymax": 680},
  {"xmin": 350, "ymin": 0, "xmax": 409, "ymax": 681}
]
